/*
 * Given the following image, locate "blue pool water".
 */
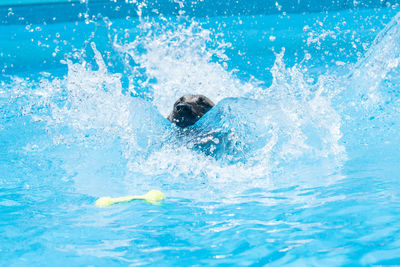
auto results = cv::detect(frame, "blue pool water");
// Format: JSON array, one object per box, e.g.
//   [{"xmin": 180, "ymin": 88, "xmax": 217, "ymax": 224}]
[{"xmin": 2, "ymin": 0, "xmax": 400, "ymax": 265}]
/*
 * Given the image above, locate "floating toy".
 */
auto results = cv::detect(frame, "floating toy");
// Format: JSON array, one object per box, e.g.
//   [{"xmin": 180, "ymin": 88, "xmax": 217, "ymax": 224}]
[{"xmin": 95, "ymin": 190, "xmax": 166, "ymax": 207}]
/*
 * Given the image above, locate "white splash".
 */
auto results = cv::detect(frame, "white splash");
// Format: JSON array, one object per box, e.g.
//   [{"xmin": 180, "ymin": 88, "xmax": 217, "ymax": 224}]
[
  {"xmin": 114, "ymin": 19, "xmax": 262, "ymax": 116},
  {"xmin": 6, "ymin": 15, "xmax": 350, "ymax": 198}
]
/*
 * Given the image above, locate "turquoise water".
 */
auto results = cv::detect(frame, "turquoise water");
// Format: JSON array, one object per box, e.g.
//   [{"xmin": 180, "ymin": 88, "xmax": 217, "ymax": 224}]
[{"xmin": 2, "ymin": 0, "xmax": 400, "ymax": 265}]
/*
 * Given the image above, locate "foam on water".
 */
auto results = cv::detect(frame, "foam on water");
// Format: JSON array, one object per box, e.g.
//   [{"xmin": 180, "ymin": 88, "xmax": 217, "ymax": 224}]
[
  {"xmin": 114, "ymin": 18, "xmax": 262, "ymax": 116},
  {"xmin": 349, "ymin": 11, "xmax": 400, "ymax": 102},
  {"xmin": 2, "ymin": 12, "xmax": 354, "ymax": 200},
  {"xmin": 338, "ymin": 10, "xmax": 400, "ymax": 151}
]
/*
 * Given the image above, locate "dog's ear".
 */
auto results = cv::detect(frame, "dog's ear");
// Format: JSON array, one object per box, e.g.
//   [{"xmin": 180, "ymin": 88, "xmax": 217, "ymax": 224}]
[{"xmin": 197, "ymin": 96, "xmax": 215, "ymax": 108}]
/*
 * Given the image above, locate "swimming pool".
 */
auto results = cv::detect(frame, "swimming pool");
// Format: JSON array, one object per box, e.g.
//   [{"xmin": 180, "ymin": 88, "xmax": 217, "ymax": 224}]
[{"xmin": 1, "ymin": 0, "xmax": 400, "ymax": 265}]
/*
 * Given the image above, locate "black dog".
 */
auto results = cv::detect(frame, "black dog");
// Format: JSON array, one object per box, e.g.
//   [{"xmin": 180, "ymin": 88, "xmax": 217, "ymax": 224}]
[
  {"xmin": 168, "ymin": 94, "xmax": 215, "ymax": 128},
  {"xmin": 167, "ymin": 95, "xmax": 252, "ymax": 162}
]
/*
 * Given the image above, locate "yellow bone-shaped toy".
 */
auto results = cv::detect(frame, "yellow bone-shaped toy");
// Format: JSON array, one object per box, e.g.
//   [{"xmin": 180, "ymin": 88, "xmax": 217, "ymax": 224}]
[{"xmin": 95, "ymin": 190, "xmax": 166, "ymax": 207}]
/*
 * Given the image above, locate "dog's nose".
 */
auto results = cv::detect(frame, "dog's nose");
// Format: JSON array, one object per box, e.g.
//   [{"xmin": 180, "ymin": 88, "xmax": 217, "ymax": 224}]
[{"xmin": 176, "ymin": 103, "xmax": 191, "ymax": 112}]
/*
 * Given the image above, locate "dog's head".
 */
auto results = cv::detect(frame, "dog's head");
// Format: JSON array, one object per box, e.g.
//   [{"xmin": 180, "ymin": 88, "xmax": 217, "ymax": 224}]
[{"xmin": 168, "ymin": 94, "xmax": 215, "ymax": 128}]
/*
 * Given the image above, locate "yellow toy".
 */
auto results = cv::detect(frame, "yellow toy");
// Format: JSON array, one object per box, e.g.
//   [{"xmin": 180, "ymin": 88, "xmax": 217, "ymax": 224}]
[{"xmin": 95, "ymin": 190, "xmax": 166, "ymax": 207}]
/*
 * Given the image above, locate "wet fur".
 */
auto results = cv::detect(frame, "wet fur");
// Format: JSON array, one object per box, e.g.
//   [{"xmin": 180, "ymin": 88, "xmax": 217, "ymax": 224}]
[{"xmin": 168, "ymin": 94, "xmax": 215, "ymax": 128}]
